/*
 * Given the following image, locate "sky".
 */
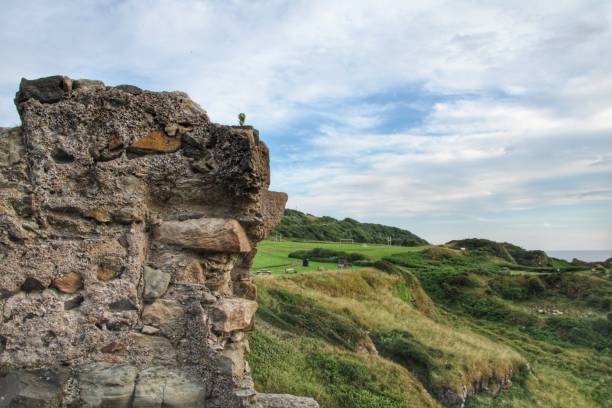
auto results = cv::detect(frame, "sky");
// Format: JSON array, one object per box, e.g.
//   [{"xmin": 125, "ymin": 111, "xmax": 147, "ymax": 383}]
[{"xmin": 1, "ymin": 0, "xmax": 611, "ymax": 250}]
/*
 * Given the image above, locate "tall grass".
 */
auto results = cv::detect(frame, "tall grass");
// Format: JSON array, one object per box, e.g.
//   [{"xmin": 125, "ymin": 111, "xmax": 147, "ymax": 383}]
[{"xmin": 251, "ymin": 242, "xmax": 611, "ymax": 407}]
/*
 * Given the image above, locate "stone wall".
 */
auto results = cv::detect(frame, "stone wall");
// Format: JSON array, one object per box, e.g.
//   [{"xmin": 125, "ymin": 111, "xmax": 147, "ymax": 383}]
[{"xmin": 0, "ymin": 76, "xmax": 317, "ymax": 407}]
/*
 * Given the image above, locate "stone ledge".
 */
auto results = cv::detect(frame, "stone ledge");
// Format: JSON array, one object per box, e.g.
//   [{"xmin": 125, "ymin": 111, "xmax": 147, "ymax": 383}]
[
  {"xmin": 154, "ymin": 217, "xmax": 252, "ymax": 253},
  {"xmin": 255, "ymin": 393, "xmax": 320, "ymax": 408}
]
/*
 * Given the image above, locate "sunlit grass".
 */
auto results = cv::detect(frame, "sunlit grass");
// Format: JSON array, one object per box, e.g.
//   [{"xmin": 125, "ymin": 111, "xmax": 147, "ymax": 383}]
[
  {"xmin": 250, "ymin": 241, "xmax": 611, "ymax": 407},
  {"xmin": 253, "ymin": 239, "xmax": 429, "ymax": 274},
  {"xmin": 256, "ymin": 269, "xmax": 525, "ymax": 396},
  {"xmin": 248, "ymin": 321, "xmax": 442, "ymax": 408}
]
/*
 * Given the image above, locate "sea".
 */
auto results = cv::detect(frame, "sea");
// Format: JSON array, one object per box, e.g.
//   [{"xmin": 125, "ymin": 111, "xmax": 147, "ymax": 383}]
[{"xmin": 546, "ymin": 250, "xmax": 612, "ymax": 263}]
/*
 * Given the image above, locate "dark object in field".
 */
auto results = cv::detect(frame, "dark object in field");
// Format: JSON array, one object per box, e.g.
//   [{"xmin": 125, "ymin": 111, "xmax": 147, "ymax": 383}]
[{"xmin": 289, "ymin": 247, "xmax": 368, "ymax": 263}]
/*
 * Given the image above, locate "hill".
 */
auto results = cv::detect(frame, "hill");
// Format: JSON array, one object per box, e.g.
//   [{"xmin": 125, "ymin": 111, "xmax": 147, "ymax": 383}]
[
  {"xmin": 250, "ymin": 240, "xmax": 612, "ymax": 407},
  {"xmin": 273, "ymin": 209, "xmax": 428, "ymax": 246},
  {"xmin": 445, "ymin": 238, "xmax": 552, "ymax": 267},
  {"xmin": 444, "ymin": 238, "xmax": 607, "ymax": 271}
]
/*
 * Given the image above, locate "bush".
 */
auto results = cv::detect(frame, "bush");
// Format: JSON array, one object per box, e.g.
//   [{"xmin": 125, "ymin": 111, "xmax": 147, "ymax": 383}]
[
  {"xmin": 546, "ymin": 316, "xmax": 612, "ymax": 350},
  {"xmin": 288, "ymin": 248, "xmax": 369, "ymax": 263},
  {"xmin": 489, "ymin": 275, "xmax": 545, "ymax": 300},
  {"xmin": 525, "ymin": 276, "xmax": 545, "ymax": 295},
  {"xmin": 373, "ymin": 260, "xmax": 402, "ymax": 274},
  {"xmin": 446, "ymin": 273, "xmax": 480, "ymax": 288},
  {"xmin": 370, "ymin": 329, "xmax": 442, "ymax": 385}
]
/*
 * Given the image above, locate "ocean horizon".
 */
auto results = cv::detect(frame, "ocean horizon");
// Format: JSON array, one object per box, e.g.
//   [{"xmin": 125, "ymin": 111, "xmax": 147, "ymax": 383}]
[{"xmin": 546, "ymin": 250, "xmax": 612, "ymax": 263}]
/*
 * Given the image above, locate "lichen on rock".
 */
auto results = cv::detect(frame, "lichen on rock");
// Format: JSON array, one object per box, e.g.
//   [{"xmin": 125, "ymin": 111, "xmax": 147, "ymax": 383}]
[{"xmin": 0, "ymin": 75, "xmax": 313, "ymax": 407}]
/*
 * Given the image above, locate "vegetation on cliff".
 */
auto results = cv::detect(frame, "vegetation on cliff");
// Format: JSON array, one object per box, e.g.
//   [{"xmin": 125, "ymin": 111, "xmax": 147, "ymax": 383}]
[
  {"xmin": 273, "ymin": 209, "xmax": 428, "ymax": 246},
  {"xmin": 445, "ymin": 238, "xmax": 552, "ymax": 267},
  {"xmin": 249, "ymin": 240, "xmax": 612, "ymax": 408}
]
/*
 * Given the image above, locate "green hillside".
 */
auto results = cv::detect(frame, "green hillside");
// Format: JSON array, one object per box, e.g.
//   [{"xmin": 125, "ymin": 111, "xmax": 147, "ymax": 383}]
[
  {"xmin": 445, "ymin": 238, "xmax": 552, "ymax": 267},
  {"xmin": 249, "ymin": 240, "xmax": 612, "ymax": 408},
  {"xmin": 273, "ymin": 209, "xmax": 428, "ymax": 246}
]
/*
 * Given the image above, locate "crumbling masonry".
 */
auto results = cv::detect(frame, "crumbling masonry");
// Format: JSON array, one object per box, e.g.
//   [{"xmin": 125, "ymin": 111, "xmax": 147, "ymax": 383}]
[{"xmin": 0, "ymin": 76, "xmax": 317, "ymax": 407}]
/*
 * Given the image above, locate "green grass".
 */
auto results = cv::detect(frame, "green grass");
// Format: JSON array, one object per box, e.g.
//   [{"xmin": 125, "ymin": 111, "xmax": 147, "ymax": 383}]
[
  {"xmin": 274, "ymin": 209, "xmax": 428, "ymax": 246},
  {"xmin": 250, "ymin": 241, "xmax": 611, "ymax": 407},
  {"xmin": 253, "ymin": 239, "xmax": 428, "ymax": 274},
  {"xmin": 253, "ymin": 268, "xmax": 525, "ymax": 403},
  {"xmin": 248, "ymin": 322, "xmax": 441, "ymax": 408},
  {"xmin": 257, "ymin": 287, "xmax": 369, "ymax": 351}
]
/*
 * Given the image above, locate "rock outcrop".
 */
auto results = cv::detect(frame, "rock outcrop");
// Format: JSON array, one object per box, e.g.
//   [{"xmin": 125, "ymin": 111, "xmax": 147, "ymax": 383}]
[{"xmin": 0, "ymin": 76, "xmax": 316, "ymax": 407}]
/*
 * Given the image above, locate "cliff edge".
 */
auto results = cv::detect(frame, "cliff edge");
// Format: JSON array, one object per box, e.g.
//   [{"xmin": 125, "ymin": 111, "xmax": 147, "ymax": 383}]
[{"xmin": 0, "ymin": 76, "xmax": 317, "ymax": 407}]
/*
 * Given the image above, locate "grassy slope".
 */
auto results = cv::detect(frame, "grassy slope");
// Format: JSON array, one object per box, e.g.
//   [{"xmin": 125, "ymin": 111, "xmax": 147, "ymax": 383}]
[
  {"xmin": 249, "ymin": 321, "xmax": 441, "ymax": 408},
  {"xmin": 273, "ymin": 209, "xmax": 428, "ymax": 246},
  {"xmin": 248, "ymin": 241, "xmax": 612, "ymax": 408}
]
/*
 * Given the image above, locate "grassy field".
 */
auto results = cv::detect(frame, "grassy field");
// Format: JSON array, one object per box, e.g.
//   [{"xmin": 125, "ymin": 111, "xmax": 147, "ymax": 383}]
[
  {"xmin": 249, "ymin": 240, "xmax": 611, "ymax": 408},
  {"xmin": 249, "ymin": 321, "xmax": 442, "ymax": 408},
  {"xmin": 253, "ymin": 239, "xmax": 429, "ymax": 274},
  {"xmin": 251, "ymin": 268, "xmax": 525, "ymax": 407}
]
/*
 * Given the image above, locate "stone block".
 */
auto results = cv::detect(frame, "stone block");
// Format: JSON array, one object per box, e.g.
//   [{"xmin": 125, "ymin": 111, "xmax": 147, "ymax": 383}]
[
  {"xmin": 77, "ymin": 363, "xmax": 137, "ymax": 408},
  {"xmin": 256, "ymin": 393, "xmax": 320, "ymax": 408},
  {"xmin": 128, "ymin": 130, "xmax": 181, "ymax": 154},
  {"xmin": 0, "ymin": 368, "xmax": 67, "ymax": 408},
  {"xmin": 51, "ymin": 271, "xmax": 82, "ymax": 294},
  {"xmin": 143, "ymin": 266, "xmax": 171, "ymax": 302},
  {"xmin": 155, "ymin": 217, "xmax": 252, "ymax": 253},
  {"xmin": 211, "ymin": 298, "xmax": 258, "ymax": 333}
]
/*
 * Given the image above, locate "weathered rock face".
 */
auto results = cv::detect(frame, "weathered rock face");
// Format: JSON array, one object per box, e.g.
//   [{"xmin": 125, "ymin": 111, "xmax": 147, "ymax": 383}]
[{"xmin": 0, "ymin": 76, "xmax": 296, "ymax": 407}]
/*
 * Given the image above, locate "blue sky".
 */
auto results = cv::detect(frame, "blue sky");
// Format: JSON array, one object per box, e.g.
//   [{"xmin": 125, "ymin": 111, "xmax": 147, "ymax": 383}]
[{"xmin": 1, "ymin": 0, "xmax": 611, "ymax": 250}]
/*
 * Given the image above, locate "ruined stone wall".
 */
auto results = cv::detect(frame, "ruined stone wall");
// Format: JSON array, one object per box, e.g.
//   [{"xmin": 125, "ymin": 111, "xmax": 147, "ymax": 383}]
[{"xmin": 0, "ymin": 76, "xmax": 316, "ymax": 407}]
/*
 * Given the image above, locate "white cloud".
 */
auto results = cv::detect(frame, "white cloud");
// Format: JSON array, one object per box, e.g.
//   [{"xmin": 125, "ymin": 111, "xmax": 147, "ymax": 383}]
[
  {"xmin": 277, "ymin": 98, "xmax": 612, "ymax": 234},
  {"xmin": 1, "ymin": 0, "xmax": 611, "ymax": 249},
  {"xmin": 2, "ymin": 0, "xmax": 611, "ymax": 127}
]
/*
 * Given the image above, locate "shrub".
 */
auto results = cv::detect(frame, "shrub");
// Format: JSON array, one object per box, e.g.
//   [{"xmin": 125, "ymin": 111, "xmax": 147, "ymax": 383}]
[
  {"xmin": 546, "ymin": 316, "xmax": 612, "ymax": 350},
  {"xmin": 288, "ymin": 248, "xmax": 369, "ymax": 263},
  {"xmin": 373, "ymin": 260, "xmax": 402, "ymax": 274},
  {"xmin": 446, "ymin": 273, "xmax": 480, "ymax": 288},
  {"xmin": 525, "ymin": 276, "xmax": 545, "ymax": 295},
  {"xmin": 489, "ymin": 275, "xmax": 545, "ymax": 300},
  {"xmin": 370, "ymin": 329, "xmax": 442, "ymax": 385}
]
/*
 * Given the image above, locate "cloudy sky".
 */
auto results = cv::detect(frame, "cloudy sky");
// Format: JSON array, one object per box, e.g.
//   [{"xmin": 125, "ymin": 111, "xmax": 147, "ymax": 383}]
[{"xmin": 1, "ymin": 0, "xmax": 611, "ymax": 250}]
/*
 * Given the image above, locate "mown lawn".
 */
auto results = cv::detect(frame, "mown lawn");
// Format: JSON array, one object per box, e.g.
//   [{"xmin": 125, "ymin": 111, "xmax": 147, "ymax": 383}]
[{"xmin": 252, "ymin": 239, "xmax": 429, "ymax": 274}]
